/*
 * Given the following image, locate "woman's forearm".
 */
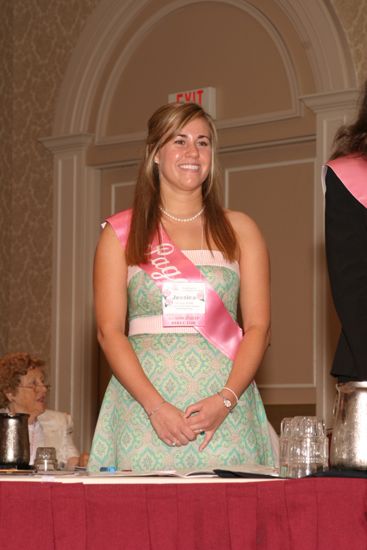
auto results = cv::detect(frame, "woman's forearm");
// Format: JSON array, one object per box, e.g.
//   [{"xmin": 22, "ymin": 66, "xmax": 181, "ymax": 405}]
[{"xmin": 223, "ymin": 324, "xmax": 270, "ymax": 399}]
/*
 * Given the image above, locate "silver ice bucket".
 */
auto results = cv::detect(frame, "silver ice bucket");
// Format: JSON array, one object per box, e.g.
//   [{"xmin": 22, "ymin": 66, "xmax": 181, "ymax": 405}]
[
  {"xmin": 0, "ymin": 412, "xmax": 30, "ymax": 468},
  {"xmin": 330, "ymin": 382, "xmax": 367, "ymax": 470}
]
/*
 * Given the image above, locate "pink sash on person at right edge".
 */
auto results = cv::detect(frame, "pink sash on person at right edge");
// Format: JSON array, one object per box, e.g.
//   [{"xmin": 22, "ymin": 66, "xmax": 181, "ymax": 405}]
[
  {"xmin": 324, "ymin": 154, "xmax": 367, "ymax": 208},
  {"xmin": 106, "ymin": 209, "xmax": 243, "ymax": 361}
]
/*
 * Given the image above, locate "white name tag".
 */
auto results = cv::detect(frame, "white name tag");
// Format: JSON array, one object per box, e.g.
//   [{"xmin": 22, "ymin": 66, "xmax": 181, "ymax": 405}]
[{"xmin": 162, "ymin": 282, "xmax": 206, "ymax": 327}]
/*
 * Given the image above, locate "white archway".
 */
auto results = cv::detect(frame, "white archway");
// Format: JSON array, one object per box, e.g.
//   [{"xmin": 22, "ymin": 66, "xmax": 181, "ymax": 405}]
[
  {"xmin": 53, "ymin": 0, "xmax": 356, "ymax": 136},
  {"xmin": 43, "ymin": 0, "xmax": 359, "ymax": 449}
]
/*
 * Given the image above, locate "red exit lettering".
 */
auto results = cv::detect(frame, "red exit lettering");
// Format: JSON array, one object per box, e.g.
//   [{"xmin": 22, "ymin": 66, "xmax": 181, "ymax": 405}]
[{"xmin": 175, "ymin": 89, "xmax": 204, "ymax": 105}]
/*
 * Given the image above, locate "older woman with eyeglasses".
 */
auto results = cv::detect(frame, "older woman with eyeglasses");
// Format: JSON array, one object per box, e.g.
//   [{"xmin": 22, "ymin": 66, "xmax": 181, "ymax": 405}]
[{"xmin": 0, "ymin": 352, "xmax": 81, "ymax": 469}]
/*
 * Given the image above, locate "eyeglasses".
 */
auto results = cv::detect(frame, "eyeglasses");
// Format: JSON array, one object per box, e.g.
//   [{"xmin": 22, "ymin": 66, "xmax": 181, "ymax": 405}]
[{"xmin": 18, "ymin": 382, "xmax": 51, "ymax": 391}]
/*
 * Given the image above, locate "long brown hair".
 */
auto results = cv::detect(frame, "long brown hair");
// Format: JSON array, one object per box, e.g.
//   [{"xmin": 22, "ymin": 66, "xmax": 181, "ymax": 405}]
[
  {"xmin": 125, "ymin": 102, "xmax": 237, "ymax": 265},
  {"xmin": 330, "ymin": 81, "xmax": 367, "ymax": 159}
]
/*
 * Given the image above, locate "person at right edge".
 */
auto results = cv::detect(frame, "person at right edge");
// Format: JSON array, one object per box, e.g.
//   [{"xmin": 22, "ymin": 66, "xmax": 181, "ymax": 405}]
[{"xmin": 324, "ymin": 81, "xmax": 367, "ymax": 384}]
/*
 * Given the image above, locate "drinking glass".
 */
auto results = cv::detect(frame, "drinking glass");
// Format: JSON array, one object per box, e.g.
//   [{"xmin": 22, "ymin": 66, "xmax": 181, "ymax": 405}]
[
  {"xmin": 279, "ymin": 417, "xmax": 292, "ymax": 477},
  {"xmin": 279, "ymin": 416, "xmax": 328, "ymax": 478},
  {"xmin": 34, "ymin": 447, "xmax": 58, "ymax": 472}
]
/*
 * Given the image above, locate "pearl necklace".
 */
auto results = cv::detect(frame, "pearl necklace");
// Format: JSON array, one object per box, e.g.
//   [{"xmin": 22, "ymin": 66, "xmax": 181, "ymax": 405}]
[{"xmin": 159, "ymin": 205, "xmax": 204, "ymax": 223}]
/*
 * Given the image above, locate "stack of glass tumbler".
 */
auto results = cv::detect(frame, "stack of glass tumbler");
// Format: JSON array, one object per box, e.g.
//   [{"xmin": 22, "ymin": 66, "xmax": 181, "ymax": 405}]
[{"xmin": 279, "ymin": 416, "xmax": 329, "ymax": 478}]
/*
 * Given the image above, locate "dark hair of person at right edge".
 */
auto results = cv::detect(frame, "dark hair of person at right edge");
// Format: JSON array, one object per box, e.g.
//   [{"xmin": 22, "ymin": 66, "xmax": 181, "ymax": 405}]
[{"xmin": 331, "ymin": 80, "xmax": 367, "ymax": 159}]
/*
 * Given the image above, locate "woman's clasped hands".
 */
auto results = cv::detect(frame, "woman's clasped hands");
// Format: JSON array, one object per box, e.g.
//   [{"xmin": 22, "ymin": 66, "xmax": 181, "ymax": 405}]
[
  {"xmin": 149, "ymin": 395, "xmax": 230, "ymax": 451},
  {"xmin": 148, "ymin": 402, "xmax": 196, "ymax": 447},
  {"xmin": 185, "ymin": 394, "xmax": 230, "ymax": 451}
]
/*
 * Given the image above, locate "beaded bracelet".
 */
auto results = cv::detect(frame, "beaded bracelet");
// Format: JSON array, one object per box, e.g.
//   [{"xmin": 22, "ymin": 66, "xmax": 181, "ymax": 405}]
[
  {"xmin": 147, "ymin": 400, "xmax": 167, "ymax": 418},
  {"xmin": 222, "ymin": 386, "xmax": 239, "ymax": 404}
]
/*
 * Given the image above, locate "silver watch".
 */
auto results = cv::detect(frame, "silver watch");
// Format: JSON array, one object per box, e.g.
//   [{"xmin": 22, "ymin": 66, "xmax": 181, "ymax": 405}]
[{"xmin": 217, "ymin": 392, "xmax": 233, "ymax": 410}]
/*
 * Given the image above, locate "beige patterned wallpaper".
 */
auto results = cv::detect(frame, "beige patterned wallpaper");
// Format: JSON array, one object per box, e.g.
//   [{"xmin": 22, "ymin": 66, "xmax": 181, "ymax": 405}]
[
  {"xmin": 0, "ymin": 0, "xmax": 99, "ymax": 361},
  {"xmin": 0, "ymin": 0, "xmax": 13, "ymax": 355},
  {"xmin": 0, "ymin": 0, "xmax": 366, "ymax": 364},
  {"xmin": 331, "ymin": 0, "xmax": 367, "ymax": 83}
]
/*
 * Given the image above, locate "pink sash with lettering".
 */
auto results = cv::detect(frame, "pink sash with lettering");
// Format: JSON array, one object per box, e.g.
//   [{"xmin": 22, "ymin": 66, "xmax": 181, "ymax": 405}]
[
  {"xmin": 325, "ymin": 155, "xmax": 367, "ymax": 208},
  {"xmin": 106, "ymin": 209, "xmax": 242, "ymax": 360}
]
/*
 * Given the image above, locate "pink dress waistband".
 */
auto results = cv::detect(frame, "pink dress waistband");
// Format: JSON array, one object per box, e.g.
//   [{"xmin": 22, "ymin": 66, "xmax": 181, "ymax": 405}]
[{"xmin": 129, "ymin": 315, "xmax": 197, "ymax": 336}]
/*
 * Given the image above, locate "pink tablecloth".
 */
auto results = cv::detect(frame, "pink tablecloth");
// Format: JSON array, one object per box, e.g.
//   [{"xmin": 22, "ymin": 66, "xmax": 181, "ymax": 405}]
[{"xmin": 0, "ymin": 477, "xmax": 366, "ymax": 549}]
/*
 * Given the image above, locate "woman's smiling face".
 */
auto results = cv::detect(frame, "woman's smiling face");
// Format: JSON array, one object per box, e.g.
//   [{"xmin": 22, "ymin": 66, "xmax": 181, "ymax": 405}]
[{"xmin": 155, "ymin": 117, "xmax": 212, "ymax": 194}]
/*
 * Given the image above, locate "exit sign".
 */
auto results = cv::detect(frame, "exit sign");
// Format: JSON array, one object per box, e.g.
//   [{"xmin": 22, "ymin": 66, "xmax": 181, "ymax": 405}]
[{"xmin": 168, "ymin": 87, "xmax": 216, "ymax": 119}]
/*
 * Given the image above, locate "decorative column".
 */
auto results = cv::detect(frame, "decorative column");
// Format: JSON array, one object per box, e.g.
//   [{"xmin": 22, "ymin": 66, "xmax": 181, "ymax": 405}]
[
  {"xmin": 40, "ymin": 134, "xmax": 100, "ymax": 452},
  {"xmin": 302, "ymin": 89, "xmax": 359, "ymax": 427}
]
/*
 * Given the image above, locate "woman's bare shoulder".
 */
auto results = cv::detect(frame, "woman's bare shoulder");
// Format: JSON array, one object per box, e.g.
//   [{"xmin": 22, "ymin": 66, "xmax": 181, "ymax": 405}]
[
  {"xmin": 224, "ymin": 209, "xmax": 263, "ymax": 240},
  {"xmin": 224, "ymin": 210, "xmax": 269, "ymax": 267},
  {"xmin": 97, "ymin": 222, "xmax": 124, "ymax": 251},
  {"xmin": 95, "ymin": 222, "xmax": 127, "ymax": 273}
]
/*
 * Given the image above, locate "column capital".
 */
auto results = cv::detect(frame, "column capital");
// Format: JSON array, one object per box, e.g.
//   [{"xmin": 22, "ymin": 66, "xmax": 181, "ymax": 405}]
[
  {"xmin": 301, "ymin": 89, "xmax": 359, "ymax": 114},
  {"xmin": 39, "ymin": 133, "xmax": 94, "ymax": 154}
]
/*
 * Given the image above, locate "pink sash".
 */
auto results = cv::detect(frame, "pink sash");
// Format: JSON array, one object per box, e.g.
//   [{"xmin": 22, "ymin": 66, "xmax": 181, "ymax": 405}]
[
  {"xmin": 325, "ymin": 155, "xmax": 367, "ymax": 208},
  {"xmin": 106, "ymin": 209, "xmax": 243, "ymax": 360}
]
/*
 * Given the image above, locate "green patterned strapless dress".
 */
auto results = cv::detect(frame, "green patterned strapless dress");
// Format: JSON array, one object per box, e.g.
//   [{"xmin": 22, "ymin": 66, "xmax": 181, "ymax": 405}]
[{"xmin": 88, "ymin": 250, "xmax": 274, "ymax": 472}]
